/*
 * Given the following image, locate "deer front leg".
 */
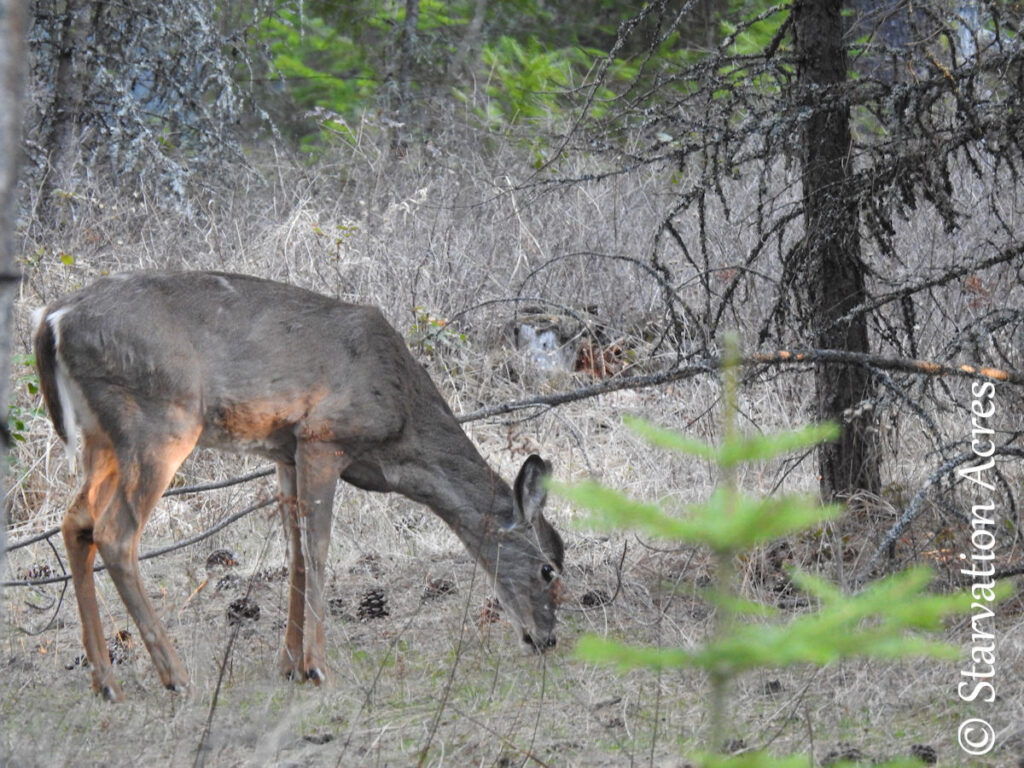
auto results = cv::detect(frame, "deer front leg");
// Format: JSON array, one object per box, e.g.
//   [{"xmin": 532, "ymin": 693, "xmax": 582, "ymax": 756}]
[
  {"xmin": 277, "ymin": 462, "xmax": 305, "ymax": 680},
  {"xmin": 295, "ymin": 440, "xmax": 349, "ymax": 685}
]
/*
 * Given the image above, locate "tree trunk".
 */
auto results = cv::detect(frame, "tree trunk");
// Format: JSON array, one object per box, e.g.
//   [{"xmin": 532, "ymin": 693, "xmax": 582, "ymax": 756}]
[
  {"xmin": 453, "ymin": 0, "xmax": 488, "ymax": 81},
  {"xmin": 793, "ymin": 0, "xmax": 882, "ymax": 501},
  {"xmin": 0, "ymin": 0, "xmax": 27, "ymax": 581},
  {"xmin": 393, "ymin": 0, "xmax": 420, "ymax": 148},
  {"xmin": 38, "ymin": 0, "xmax": 93, "ymax": 222}
]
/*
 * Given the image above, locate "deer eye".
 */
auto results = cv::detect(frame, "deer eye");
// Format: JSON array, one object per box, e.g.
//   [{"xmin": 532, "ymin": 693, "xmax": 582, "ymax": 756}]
[{"xmin": 540, "ymin": 564, "xmax": 556, "ymax": 583}]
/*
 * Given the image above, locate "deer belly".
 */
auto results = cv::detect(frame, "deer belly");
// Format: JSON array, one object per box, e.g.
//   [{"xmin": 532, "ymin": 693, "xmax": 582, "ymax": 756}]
[{"xmin": 199, "ymin": 397, "xmax": 315, "ymax": 459}]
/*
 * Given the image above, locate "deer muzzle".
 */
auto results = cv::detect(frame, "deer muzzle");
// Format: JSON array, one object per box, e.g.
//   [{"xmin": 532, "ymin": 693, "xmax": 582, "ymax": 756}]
[{"xmin": 523, "ymin": 631, "xmax": 557, "ymax": 652}]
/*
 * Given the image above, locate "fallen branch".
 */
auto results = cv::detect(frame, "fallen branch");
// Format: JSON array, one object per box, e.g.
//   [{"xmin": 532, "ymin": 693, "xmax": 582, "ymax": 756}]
[
  {"xmin": 2, "ymin": 497, "xmax": 275, "ymax": 588},
  {"xmin": 5, "ymin": 467, "xmax": 276, "ymax": 553},
  {"xmin": 457, "ymin": 362, "xmax": 714, "ymax": 422},
  {"xmin": 458, "ymin": 347, "xmax": 1024, "ymax": 422},
  {"xmin": 162, "ymin": 467, "xmax": 275, "ymax": 496},
  {"xmin": 748, "ymin": 349, "xmax": 1024, "ymax": 385},
  {"xmin": 859, "ymin": 445, "xmax": 1024, "ymax": 584}
]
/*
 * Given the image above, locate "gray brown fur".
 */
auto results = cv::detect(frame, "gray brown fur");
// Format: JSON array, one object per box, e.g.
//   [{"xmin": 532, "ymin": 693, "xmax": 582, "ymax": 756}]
[{"xmin": 34, "ymin": 271, "xmax": 564, "ymax": 701}]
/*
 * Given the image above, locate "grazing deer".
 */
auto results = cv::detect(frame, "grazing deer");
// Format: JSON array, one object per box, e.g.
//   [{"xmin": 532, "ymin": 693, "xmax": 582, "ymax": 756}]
[{"xmin": 33, "ymin": 271, "xmax": 564, "ymax": 702}]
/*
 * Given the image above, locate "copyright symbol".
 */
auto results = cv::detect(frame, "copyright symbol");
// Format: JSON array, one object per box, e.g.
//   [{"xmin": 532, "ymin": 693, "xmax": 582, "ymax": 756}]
[{"xmin": 958, "ymin": 718, "xmax": 995, "ymax": 755}]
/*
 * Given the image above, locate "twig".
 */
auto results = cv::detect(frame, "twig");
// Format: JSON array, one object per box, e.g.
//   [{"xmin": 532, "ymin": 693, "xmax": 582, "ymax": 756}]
[
  {"xmin": 525, "ymin": 657, "xmax": 549, "ymax": 768},
  {"xmin": 5, "ymin": 467, "xmax": 276, "ymax": 553},
  {"xmin": 414, "ymin": 559, "xmax": 479, "ymax": 767},
  {"xmin": 827, "ymin": 242, "xmax": 1024, "ymax": 332},
  {"xmin": 859, "ymin": 445, "xmax": 1024, "ymax": 583},
  {"xmin": 990, "ymin": 562, "xmax": 1024, "ymax": 580},
  {"xmin": 336, "ymin": 593, "xmax": 431, "ymax": 765},
  {"xmin": 14, "ymin": 535, "xmax": 70, "ymax": 635},
  {"xmin": 2, "ymin": 497, "xmax": 275, "ymax": 588},
  {"xmin": 193, "ymin": 506, "xmax": 278, "ymax": 768},
  {"xmin": 7, "ymin": 346, "xmax": 1020, "ymax": 586},
  {"xmin": 4, "ymin": 526, "xmax": 62, "ymax": 551},
  {"xmin": 162, "ymin": 467, "xmax": 275, "ymax": 496},
  {"xmin": 444, "ymin": 704, "xmax": 555, "ymax": 768},
  {"xmin": 457, "ymin": 363, "xmax": 714, "ymax": 422}
]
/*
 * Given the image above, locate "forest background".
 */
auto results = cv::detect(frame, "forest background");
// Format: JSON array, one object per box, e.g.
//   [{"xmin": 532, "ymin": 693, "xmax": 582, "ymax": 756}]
[{"xmin": 1, "ymin": 1, "xmax": 1024, "ymax": 766}]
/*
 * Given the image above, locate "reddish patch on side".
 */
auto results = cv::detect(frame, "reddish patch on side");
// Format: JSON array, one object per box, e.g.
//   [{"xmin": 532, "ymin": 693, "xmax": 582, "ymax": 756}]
[{"xmin": 215, "ymin": 390, "xmax": 329, "ymax": 442}]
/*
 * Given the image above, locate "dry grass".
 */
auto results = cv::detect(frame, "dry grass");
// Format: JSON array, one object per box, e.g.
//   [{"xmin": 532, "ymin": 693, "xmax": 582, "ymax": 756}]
[{"xmin": 4, "ymin": 127, "xmax": 1024, "ymax": 767}]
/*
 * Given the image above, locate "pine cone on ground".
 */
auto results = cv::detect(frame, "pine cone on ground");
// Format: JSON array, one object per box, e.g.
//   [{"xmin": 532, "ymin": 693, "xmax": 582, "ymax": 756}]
[
  {"xmin": 478, "ymin": 597, "xmax": 502, "ymax": 626},
  {"xmin": 357, "ymin": 588, "xmax": 389, "ymax": 621},
  {"xmin": 108, "ymin": 629, "xmax": 134, "ymax": 664},
  {"xmin": 327, "ymin": 596, "xmax": 348, "ymax": 618},
  {"xmin": 205, "ymin": 549, "xmax": 239, "ymax": 570},
  {"xmin": 422, "ymin": 577, "xmax": 456, "ymax": 601},
  {"xmin": 227, "ymin": 596, "xmax": 261, "ymax": 625}
]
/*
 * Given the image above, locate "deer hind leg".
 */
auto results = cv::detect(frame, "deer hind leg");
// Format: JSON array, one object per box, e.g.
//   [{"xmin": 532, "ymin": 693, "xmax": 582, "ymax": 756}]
[
  {"xmin": 295, "ymin": 440, "xmax": 350, "ymax": 685},
  {"xmin": 276, "ymin": 462, "xmax": 306, "ymax": 680},
  {"xmin": 91, "ymin": 430, "xmax": 200, "ymax": 697},
  {"xmin": 62, "ymin": 439, "xmax": 121, "ymax": 700}
]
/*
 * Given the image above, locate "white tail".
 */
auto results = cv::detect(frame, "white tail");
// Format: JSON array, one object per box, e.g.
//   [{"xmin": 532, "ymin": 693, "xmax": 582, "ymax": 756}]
[{"xmin": 34, "ymin": 271, "xmax": 564, "ymax": 702}]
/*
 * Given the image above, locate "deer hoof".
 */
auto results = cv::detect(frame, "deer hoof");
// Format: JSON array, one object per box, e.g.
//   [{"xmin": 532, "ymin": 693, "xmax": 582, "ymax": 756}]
[
  {"xmin": 100, "ymin": 683, "xmax": 124, "ymax": 703},
  {"xmin": 280, "ymin": 649, "xmax": 303, "ymax": 680},
  {"xmin": 94, "ymin": 669, "xmax": 124, "ymax": 703},
  {"xmin": 305, "ymin": 667, "xmax": 326, "ymax": 685}
]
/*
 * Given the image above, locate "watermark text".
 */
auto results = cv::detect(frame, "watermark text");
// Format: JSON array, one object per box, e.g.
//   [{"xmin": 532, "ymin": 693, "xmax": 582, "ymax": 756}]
[{"xmin": 956, "ymin": 381, "xmax": 998, "ymax": 757}]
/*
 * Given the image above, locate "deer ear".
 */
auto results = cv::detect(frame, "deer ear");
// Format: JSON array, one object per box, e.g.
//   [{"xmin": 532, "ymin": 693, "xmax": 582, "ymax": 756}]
[{"xmin": 513, "ymin": 454, "xmax": 550, "ymax": 527}]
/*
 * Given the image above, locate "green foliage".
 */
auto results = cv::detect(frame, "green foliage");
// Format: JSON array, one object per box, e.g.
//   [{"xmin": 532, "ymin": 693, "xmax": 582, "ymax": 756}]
[
  {"xmin": 246, "ymin": 0, "xmax": 904, "ymax": 148},
  {"xmin": 720, "ymin": 2, "xmax": 789, "ymax": 55},
  {"xmin": 259, "ymin": 8, "xmax": 377, "ymax": 126},
  {"xmin": 14, "ymin": 354, "xmax": 38, "ymax": 399},
  {"xmin": 628, "ymin": 414, "xmax": 839, "ymax": 468},
  {"xmin": 469, "ymin": 36, "xmax": 579, "ymax": 126},
  {"xmin": 577, "ymin": 566, "xmax": 968, "ymax": 674},
  {"xmin": 8, "ymin": 354, "xmax": 41, "ymax": 449},
  {"xmin": 483, "ymin": 36, "xmax": 568, "ymax": 122},
  {"xmin": 395, "ymin": 0, "xmax": 465, "ymax": 30},
  {"xmin": 408, "ymin": 308, "xmax": 469, "ymax": 360},
  {"xmin": 557, "ymin": 335, "xmax": 991, "ymax": 766},
  {"xmin": 256, "ymin": 0, "xmax": 643, "ymax": 142},
  {"xmin": 563, "ymin": 481, "xmax": 842, "ymax": 552}
]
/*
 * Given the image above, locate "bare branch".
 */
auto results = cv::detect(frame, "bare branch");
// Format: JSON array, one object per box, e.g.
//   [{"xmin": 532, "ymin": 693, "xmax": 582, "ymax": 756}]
[{"xmin": 860, "ymin": 446, "xmax": 1024, "ymax": 583}]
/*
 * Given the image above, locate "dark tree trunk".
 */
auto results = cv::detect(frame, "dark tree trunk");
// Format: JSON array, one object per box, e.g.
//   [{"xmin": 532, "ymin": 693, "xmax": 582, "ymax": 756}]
[
  {"xmin": 793, "ymin": 0, "xmax": 882, "ymax": 501},
  {"xmin": 0, "ymin": 0, "xmax": 27, "ymax": 574},
  {"xmin": 39, "ymin": 0, "xmax": 93, "ymax": 222}
]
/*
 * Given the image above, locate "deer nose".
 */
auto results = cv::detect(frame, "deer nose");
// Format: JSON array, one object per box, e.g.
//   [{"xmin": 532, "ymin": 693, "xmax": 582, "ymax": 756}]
[{"xmin": 523, "ymin": 632, "xmax": 557, "ymax": 652}]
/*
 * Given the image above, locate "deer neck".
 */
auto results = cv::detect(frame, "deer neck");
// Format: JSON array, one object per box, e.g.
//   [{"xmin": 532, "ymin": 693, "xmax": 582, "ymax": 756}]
[{"xmin": 393, "ymin": 438, "xmax": 515, "ymax": 555}]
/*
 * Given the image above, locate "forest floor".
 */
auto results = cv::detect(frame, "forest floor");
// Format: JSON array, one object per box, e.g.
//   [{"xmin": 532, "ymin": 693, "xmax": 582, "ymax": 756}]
[
  {"xmin": 4, "ymin": 403, "xmax": 1023, "ymax": 767},
  {"xmin": 4, "ymin": 146, "xmax": 1024, "ymax": 767}
]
